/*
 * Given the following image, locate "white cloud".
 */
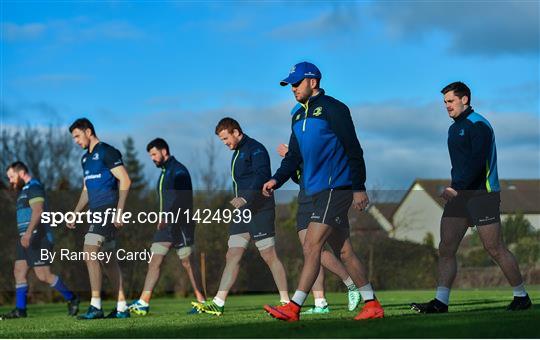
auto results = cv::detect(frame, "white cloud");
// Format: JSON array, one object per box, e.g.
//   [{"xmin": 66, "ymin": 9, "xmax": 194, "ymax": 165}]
[
  {"xmin": 269, "ymin": 5, "xmax": 360, "ymax": 39},
  {"xmin": 369, "ymin": 1, "xmax": 539, "ymax": 56},
  {"xmin": 267, "ymin": 2, "xmax": 538, "ymax": 56},
  {"xmin": 1, "ymin": 22, "xmax": 46, "ymax": 41},
  {"xmin": 1, "ymin": 17, "xmax": 145, "ymax": 44},
  {"xmin": 11, "ymin": 74, "xmax": 90, "ymax": 88}
]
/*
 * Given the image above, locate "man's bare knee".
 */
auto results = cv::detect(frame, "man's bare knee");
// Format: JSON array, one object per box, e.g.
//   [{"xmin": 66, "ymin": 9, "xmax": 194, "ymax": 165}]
[
  {"xmin": 259, "ymin": 247, "xmax": 276, "ymax": 264},
  {"xmin": 83, "ymin": 244, "xmax": 100, "ymax": 262},
  {"xmin": 339, "ymin": 247, "xmax": 355, "ymax": 264},
  {"xmin": 438, "ymin": 239, "xmax": 458, "ymax": 258},
  {"xmin": 303, "ymin": 241, "xmax": 323, "ymax": 259},
  {"xmin": 34, "ymin": 266, "xmax": 55, "ymax": 284},
  {"xmin": 85, "ymin": 256, "xmax": 99, "ymax": 265},
  {"xmin": 14, "ymin": 271, "xmax": 26, "ymax": 282},
  {"xmin": 14, "ymin": 268, "xmax": 26, "ymax": 281},
  {"xmin": 321, "ymin": 249, "xmax": 334, "ymax": 262},
  {"xmin": 149, "ymin": 255, "xmax": 164, "ymax": 270},
  {"xmin": 14, "ymin": 260, "xmax": 29, "ymax": 283}
]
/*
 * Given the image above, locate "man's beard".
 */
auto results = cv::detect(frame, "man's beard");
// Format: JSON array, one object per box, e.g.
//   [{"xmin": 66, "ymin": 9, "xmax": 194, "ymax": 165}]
[
  {"xmin": 11, "ymin": 178, "xmax": 25, "ymax": 192},
  {"xmin": 153, "ymin": 158, "xmax": 164, "ymax": 167}
]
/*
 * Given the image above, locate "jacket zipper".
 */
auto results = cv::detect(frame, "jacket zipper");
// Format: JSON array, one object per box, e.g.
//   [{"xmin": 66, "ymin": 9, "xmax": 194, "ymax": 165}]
[
  {"xmin": 158, "ymin": 167, "xmax": 165, "ymax": 212},
  {"xmin": 301, "ymin": 100, "xmax": 309, "ymax": 132},
  {"xmin": 231, "ymin": 150, "xmax": 240, "ymax": 197}
]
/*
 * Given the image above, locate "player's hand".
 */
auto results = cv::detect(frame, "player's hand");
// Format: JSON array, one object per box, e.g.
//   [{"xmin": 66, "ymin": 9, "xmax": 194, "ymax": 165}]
[
  {"xmin": 441, "ymin": 187, "xmax": 458, "ymax": 201},
  {"xmin": 66, "ymin": 214, "xmax": 77, "ymax": 229},
  {"xmin": 114, "ymin": 209, "xmax": 126, "ymax": 228},
  {"xmin": 156, "ymin": 222, "xmax": 165, "ymax": 230},
  {"xmin": 230, "ymin": 197, "xmax": 247, "ymax": 209},
  {"xmin": 21, "ymin": 232, "xmax": 31, "ymax": 248},
  {"xmin": 352, "ymin": 191, "xmax": 369, "ymax": 211},
  {"xmin": 262, "ymin": 179, "xmax": 277, "ymax": 197},
  {"xmin": 277, "ymin": 144, "xmax": 289, "ymax": 158}
]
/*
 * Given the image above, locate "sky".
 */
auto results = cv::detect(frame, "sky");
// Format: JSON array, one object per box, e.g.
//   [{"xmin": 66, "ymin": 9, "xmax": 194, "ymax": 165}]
[{"xmin": 1, "ymin": 1, "xmax": 539, "ymax": 190}]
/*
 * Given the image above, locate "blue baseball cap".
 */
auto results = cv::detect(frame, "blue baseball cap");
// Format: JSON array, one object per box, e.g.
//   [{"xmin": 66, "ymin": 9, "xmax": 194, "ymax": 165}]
[{"xmin": 280, "ymin": 61, "xmax": 322, "ymax": 86}]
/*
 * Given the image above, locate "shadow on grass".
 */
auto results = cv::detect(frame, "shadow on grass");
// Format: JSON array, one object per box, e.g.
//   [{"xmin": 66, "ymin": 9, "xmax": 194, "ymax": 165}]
[{"xmin": 7, "ymin": 305, "xmax": 538, "ymax": 339}]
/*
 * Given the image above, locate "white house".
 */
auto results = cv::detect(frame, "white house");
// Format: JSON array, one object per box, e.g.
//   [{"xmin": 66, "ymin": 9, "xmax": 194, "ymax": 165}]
[{"xmin": 379, "ymin": 179, "xmax": 540, "ymax": 246}]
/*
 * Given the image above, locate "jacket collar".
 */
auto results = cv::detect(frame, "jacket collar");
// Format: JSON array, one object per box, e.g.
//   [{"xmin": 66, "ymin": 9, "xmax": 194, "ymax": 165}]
[
  {"xmin": 453, "ymin": 106, "xmax": 473, "ymax": 122},
  {"xmin": 162, "ymin": 155, "xmax": 176, "ymax": 169},
  {"xmin": 235, "ymin": 134, "xmax": 249, "ymax": 150},
  {"xmin": 301, "ymin": 88, "xmax": 325, "ymax": 109}
]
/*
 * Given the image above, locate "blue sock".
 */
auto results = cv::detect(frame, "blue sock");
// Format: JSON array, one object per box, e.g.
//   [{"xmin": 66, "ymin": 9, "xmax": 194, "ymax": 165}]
[
  {"xmin": 15, "ymin": 283, "xmax": 28, "ymax": 310},
  {"xmin": 51, "ymin": 276, "xmax": 74, "ymax": 301}
]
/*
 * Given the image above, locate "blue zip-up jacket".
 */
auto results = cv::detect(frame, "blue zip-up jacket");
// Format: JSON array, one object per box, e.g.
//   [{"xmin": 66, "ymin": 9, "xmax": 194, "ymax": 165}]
[
  {"xmin": 272, "ymin": 89, "xmax": 366, "ymax": 196},
  {"xmin": 448, "ymin": 107, "xmax": 500, "ymax": 192},
  {"xmin": 81, "ymin": 142, "xmax": 124, "ymax": 209},
  {"xmin": 231, "ymin": 134, "xmax": 275, "ymax": 211},
  {"xmin": 156, "ymin": 156, "xmax": 194, "ymax": 227}
]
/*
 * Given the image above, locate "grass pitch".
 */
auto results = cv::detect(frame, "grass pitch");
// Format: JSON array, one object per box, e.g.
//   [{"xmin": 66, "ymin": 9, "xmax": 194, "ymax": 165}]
[{"xmin": 1, "ymin": 288, "xmax": 538, "ymax": 338}]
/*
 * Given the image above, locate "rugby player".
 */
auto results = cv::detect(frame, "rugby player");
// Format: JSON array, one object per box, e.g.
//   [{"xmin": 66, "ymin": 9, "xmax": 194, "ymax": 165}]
[
  {"xmin": 410, "ymin": 82, "xmax": 532, "ymax": 313},
  {"xmin": 193, "ymin": 118, "xmax": 289, "ymax": 316},
  {"xmin": 262, "ymin": 62, "xmax": 384, "ymax": 321},
  {"xmin": 1, "ymin": 161, "xmax": 79, "ymax": 320},
  {"xmin": 67, "ymin": 118, "xmax": 132, "ymax": 319},
  {"xmin": 276, "ymin": 143, "xmax": 361, "ymax": 314},
  {"xmin": 128, "ymin": 138, "xmax": 206, "ymax": 315}
]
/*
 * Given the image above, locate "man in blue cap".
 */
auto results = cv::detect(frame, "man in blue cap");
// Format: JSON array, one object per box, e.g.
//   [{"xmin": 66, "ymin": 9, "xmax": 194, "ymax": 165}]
[
  {"xmin": 262, "ymin": 61, "xmax": 384, "ymax": 321},
  {"xmin": 275, "ymin": 143, "xmax": 362, "ymax": 315}
]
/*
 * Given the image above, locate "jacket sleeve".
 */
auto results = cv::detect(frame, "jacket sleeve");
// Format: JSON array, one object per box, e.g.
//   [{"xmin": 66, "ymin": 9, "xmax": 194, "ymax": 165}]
[
  {"xmin": 291, "ymin": 168, "xmax": 301, "ymax": 185},
  {"xmin": 451, "ymin": 122, "xmax": 492, "ymax": 190},
  {"xmin": 168, "ymin": 167, "xmax": 193, "ymax": 219},
  {"xmin": 327, "ymin": 102, "xmax": 367, "ymax": 191},
  {"xmin": 240, "ymin": 145, "xmax": 272, "ymax": 206},
  {"xmin": 272, "ymin": 132, "xmax": 302, "ymax": 189}
]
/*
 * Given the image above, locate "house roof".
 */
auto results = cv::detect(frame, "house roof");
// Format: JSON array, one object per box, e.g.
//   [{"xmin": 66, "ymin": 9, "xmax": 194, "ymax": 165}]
[
  {"xmin": 373, "ymin": 202, "xmax": 400, "ymax": 222},
  {"xmin": 348, "ymin": 208, "xmax": 388, "ymax": 235},
  {"xmin": 413, "ymin": 179, "xmax": 540, "ymax": 214}
]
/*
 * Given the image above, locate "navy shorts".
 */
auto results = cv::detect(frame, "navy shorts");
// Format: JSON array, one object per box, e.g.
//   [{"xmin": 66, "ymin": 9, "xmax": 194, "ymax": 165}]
[
  {"xmin": 442, "ymin": 191, "xmax": 501, "ymax": 227},
  {"xmin": 153, "ymin": 224, "xmax": 195, "ymax": 248},
  {"xmin": 310, "ymin": 188, "xmax": 352, "ymax": 230},
  {"xmin": 296, "ymin": 189, "xmax": 314, "ymax": 232},
  {"xmin": 87, "ymin": 204, "xmax": 117, "ymax": 241},
  {"xmin": 229, "ymin": 208, "xmax": 275, "ymax": 241},
  {"xmin": 16, "ymin": 233, "xmax": 53, "ymax": 267}
]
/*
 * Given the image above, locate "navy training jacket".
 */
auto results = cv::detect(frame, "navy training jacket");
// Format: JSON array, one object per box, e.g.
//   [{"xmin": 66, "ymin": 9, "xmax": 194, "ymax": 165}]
[
  {"xmin": 156, "ymin": 156, "xmax": 194, "ymax": 227},
  {"xmin": 272, "ymin": 89, "xmax": 367, "ymax": 196},
  {"xmin": 231, "ymin": 134, "xmax": 275, "ymax": 211},
  {"xmin": 448, "ymin": 107, "xmax": 500, "ymax": 192}
]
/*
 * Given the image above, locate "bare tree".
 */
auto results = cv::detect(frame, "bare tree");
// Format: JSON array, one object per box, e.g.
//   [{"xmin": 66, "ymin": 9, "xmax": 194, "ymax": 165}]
[
  {"xmin": 0, "ymin": 126, "xmax": 78, "ymax": 189},
  {"xmin": 192, "ymin": 137, "xmax": 227, "ymax": 192}
]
